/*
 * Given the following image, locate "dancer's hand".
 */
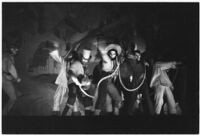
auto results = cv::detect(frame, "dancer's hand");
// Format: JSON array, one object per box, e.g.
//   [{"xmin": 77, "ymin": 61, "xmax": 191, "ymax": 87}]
[
  {"xmin": 16, "ymin": 78, "xmax": 21, "ymax": 83},
  {"xmin": 171, "ymin": 62, "xmax": 177, "ymax": 69}
]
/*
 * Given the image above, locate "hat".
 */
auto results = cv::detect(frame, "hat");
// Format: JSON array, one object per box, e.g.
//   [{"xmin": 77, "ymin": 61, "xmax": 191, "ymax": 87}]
[
  {"xmin": 44, "ymin": 40, "xmax": 59, "ymax": 52},
  {"xmin": 82, "ymin": 49, "xmax": 91, "ymax": 61},
  {"xmin": 105, "ymin": 44, "xmax": 122, "ymax": 55}
]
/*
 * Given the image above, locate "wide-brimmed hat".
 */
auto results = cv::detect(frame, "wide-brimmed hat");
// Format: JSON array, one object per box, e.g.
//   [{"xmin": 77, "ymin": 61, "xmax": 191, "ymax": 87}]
[
  {"xmin": 105, "ymin": 44, "xmax": 122, "ymax": 55},
  {"xmin": 43, "ymin": 40, "xmax": 59, "ymax": 53}
]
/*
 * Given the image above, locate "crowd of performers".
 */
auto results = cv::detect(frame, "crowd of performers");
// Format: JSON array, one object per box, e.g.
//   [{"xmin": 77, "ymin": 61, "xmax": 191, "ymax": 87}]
[
  {"xmin": 48, "ymin": 38, "xmax": 182, "ymax": 116},
  {"xmin": 2, "ymin": 38, "xmax": 182, "ymax": 116}
]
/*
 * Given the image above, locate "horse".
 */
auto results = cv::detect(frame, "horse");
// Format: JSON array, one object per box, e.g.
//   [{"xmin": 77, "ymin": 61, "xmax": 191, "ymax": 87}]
[{"xmin": 114, "ymin": 57, "xmax": 155, "ymax": 115}]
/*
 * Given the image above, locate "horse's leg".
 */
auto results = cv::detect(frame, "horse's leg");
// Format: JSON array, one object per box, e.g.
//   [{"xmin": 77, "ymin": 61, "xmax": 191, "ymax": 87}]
[
  {"xmin": 141, "ymin": 81, "xmax": 155, "ymax": 115},
  {"xmin": 174, "ymin": 66, "xmax": 187, "ymax": 114},
  {"xmin": 119, "ymin": 91, "xmax": 128, "ymax": 115},
  {"xmin": 127, "ymin": 91, "xmax": 138, "ymax": 115}
]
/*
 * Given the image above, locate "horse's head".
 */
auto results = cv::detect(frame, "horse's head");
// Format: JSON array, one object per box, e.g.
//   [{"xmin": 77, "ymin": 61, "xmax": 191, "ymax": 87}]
[{"xmin": 119, "ymin": 58, "xmax": 146, "ymax": 91}]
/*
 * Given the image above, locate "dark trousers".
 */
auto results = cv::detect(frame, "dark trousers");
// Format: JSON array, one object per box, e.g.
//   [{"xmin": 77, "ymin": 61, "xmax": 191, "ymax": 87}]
[
  {"xmin": 67, "ymin": 83, "xmax": 93, "ymax": 107},
  {"xmin": 95, "ymin": 77, "xmax": 122, "ymax": 111},
  {"xmin": 62, "ymin": 83, "xmax": 93, "ymax": 116}
]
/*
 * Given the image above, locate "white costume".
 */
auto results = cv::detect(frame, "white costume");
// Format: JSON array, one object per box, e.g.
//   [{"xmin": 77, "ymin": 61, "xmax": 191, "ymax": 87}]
[
  {"xmin": 150, "ymin": 61, "xmax": 177, "ymax": 114},
  {"xmin": 49, "ymin": 50, "xmax": 68, "ymax": 112}
]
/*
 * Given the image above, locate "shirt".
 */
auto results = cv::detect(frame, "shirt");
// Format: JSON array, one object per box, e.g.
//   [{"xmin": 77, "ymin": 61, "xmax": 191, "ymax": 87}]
[
  {"xmin": 49, "ymin": 50, "xmax": 68, "ymax": 87},
  {"xmin": 150, "ymin": 62, "xmax": 175, "ymax": 88},
  {"xmin": 70, "ymin": 61, "xmax": 84, "ymax": 77},
  {"xmin": 101, "ymin": 51, "xmax": 114, "ymax": 72}
]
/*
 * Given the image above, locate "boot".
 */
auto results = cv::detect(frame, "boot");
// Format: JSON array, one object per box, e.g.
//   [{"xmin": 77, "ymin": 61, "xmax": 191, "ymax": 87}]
[
  {"xmin": 62, "ymin": 105, "xmax": 70, "ymax": 116},
  {"xmin": 72, "ymin": 111, "xmax": 81, "ymax": 116}
]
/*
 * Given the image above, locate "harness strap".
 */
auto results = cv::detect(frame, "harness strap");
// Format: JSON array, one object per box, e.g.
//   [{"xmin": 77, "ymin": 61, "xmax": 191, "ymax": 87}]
[{"xmin": 119, "ymin": 66, "xmax": 146, "ymax": 92}]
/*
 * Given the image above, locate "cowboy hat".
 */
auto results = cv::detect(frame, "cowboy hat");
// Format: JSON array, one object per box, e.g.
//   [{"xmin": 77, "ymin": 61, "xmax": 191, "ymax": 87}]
[{"xmin": 105, "ymin": 44, "xmax": 122, "ymax": 55}]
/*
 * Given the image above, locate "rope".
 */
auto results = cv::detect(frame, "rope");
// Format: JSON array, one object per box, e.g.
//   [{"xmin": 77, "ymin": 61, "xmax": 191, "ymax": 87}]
[
  {"xmin": 96, "ymin": 63, "xmax": 120, "ymax": 93},
  {"xmin": 93, "ymin": 63, "xmax": 120, "ymax": 108},
  {"xmin": 78, "ymin": 84, "xmax": 95, "ymax": 99},
  {"xmin": 119, "ymin": 65, "xmax": 146, "ymax": 92}
]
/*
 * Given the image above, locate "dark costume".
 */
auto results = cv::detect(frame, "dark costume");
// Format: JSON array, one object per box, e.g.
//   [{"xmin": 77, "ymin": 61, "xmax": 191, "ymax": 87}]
[
  {"xmin": 62, "ymin": 49, "xmax": 93, "ymax": 116},
  {"xmin": 93, "ymin": 44, "xmax": 122, "ymax": 115}
]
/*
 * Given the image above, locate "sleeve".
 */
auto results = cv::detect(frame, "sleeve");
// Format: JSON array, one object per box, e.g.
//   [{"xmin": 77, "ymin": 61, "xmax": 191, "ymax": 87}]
[
  {"xmin": 69, "ymin": 62, "xmax": 78, "ymax": 74},
  {"xmin": 101, "ymin": 53, "xmax": 110, "ymax": 63},
  {"xmin": 155, "ymin": 62, "xmax": 175, "ymax": 71},
  {"xmin": 49, "ymin": 50, "xmax": 63, "ymax": 63},
  {"xmin": 55, "ymin": 61, "xmax": 68, "ymax": 87},
  {"xmin": 150, "ymin": 68, "xmax": 161, "ymax": 88},
  {"xmin": 70, "ymin": 61, "xmax": 84, "ymax": 76}
]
